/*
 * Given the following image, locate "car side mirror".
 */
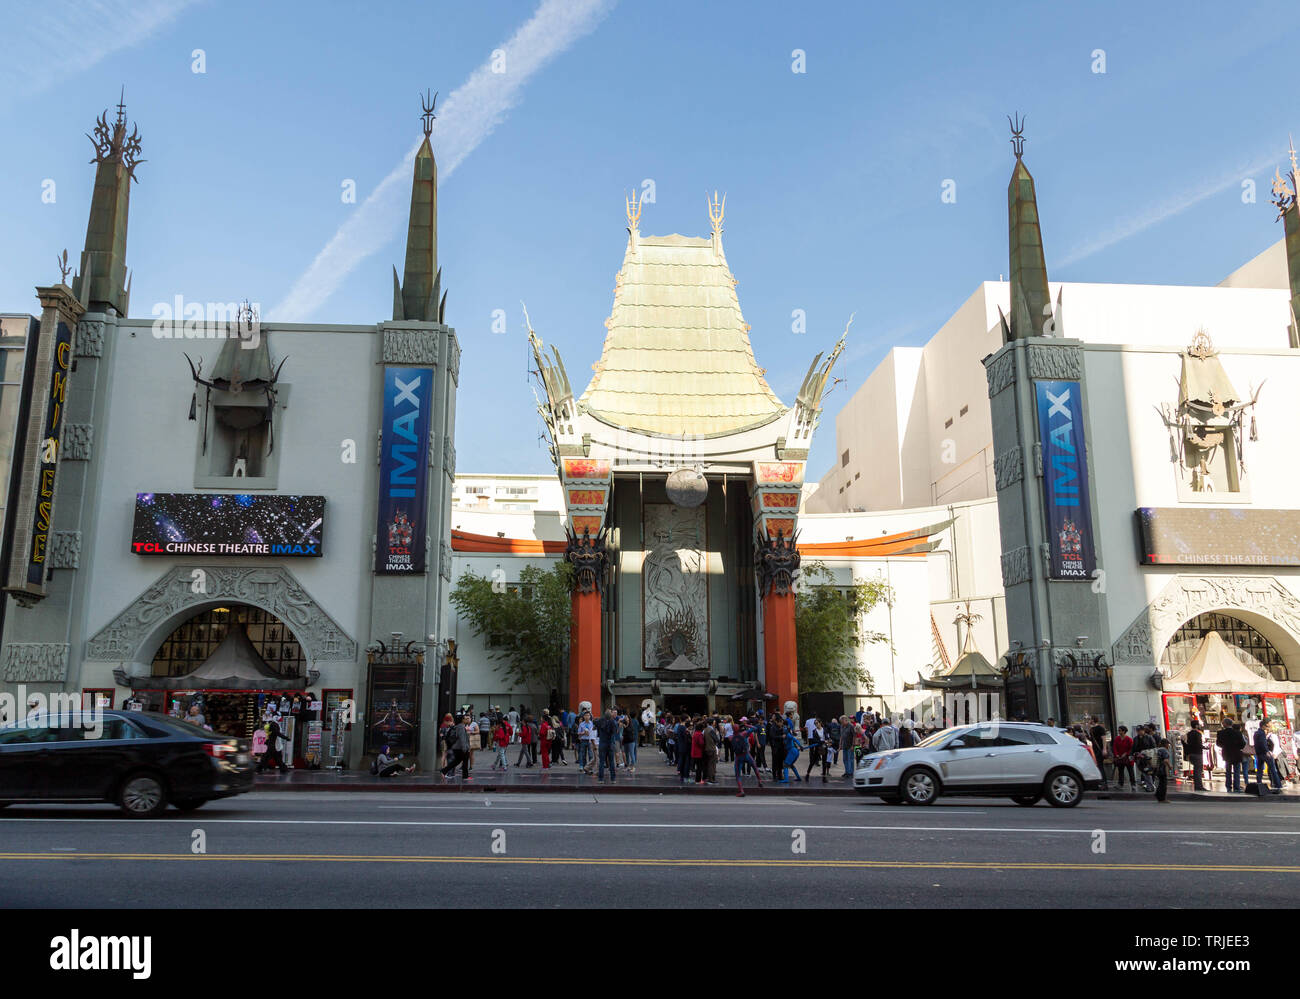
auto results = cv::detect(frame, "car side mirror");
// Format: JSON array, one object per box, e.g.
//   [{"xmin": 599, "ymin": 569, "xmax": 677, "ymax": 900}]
[{"xmin": 946, "ymin": 740, "xmax": 964, "ymax": 750}]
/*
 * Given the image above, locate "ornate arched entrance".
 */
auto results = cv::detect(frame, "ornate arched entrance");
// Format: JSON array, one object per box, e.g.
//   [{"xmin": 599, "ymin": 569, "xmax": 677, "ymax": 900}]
[
  {"xmin": 85, "ymin": 565, "xmax": 357, "ymax": 679},
  {"xmin": 1160, "ymin": 611, "xmax": 1290, "ymax": 682},
  {"xmin": 149, "ymin": 603, "xmax": 309, "ymax": 679},
  {"xmin": 1113, "ymin": 574, "xmax": 1300, "ymax": 679}
]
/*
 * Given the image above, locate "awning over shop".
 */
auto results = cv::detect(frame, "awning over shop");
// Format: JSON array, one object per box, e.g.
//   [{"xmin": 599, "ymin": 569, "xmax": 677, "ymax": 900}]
[
  {"xmin": 1164, "ymin": 631, "xmax": 1270, "ymax": 692},
  {"xmin": 113, "ymin": 623, "xmax": 319, "ymax": 690}
]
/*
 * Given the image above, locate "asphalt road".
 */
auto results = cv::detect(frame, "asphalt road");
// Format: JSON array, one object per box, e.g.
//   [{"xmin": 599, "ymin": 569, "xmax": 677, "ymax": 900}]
[{"xmin": 2, "ymin": 791, "xmax": 1298, "ymax": 907}]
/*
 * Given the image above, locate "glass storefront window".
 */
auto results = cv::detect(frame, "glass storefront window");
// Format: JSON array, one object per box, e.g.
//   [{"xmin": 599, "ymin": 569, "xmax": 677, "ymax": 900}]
[{"xmin": 1162, "ymin": 613, "xmax": 1288, "ymax": 681}]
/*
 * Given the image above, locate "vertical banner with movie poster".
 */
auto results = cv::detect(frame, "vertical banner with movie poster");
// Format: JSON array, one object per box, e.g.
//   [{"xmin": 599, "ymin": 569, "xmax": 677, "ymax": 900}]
[
  {"xmin": 1035, "ymin": 380, "xmax": 1096, "ymax": 580},
  {"xmin": 375, "ymin": 366, "xmax": 432, "ymax": 574}
]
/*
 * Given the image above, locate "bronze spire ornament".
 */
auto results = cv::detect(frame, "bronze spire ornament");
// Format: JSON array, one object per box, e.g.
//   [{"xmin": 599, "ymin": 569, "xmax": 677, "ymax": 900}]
[
  {"xmin": 1008, "ymin": 112, "xmax": 1026, "ymax": 159},
  {"xmin": 420, "ymin": 89, "xmax": 438, "ymax": 137}
]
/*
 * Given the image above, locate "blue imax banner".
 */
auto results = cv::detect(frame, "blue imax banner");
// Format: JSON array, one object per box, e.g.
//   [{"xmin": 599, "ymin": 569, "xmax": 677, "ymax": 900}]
[
  {"xmin": 1036, "ymin": 380, "xmax": 1096, "ymax": 580},
  {"xmin": 375, "ymin": 366, "xmax": 432, "ymax": 574}
]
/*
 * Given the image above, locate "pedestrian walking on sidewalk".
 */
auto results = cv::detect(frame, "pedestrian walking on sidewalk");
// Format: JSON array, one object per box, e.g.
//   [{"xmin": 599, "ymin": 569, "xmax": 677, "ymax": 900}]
[
  {"xmin": 516, "ymin": 715, "xmax": 535, "ymax": 768},
  {"xmin": 492, "ymin": 718, "xmax": 511, "ymax": 771},
  {"xmin": 781, "ymin": 729, "xmax": 804, "ymax": 783},
  {"xmin": 732, "ymin": 720, "xmax": 764, "ymax": 796},
  {"xmin": 577, "ymin": 710, "xmax": 596, "ymax": 772},
  {"xmin": 1183, "ymin": 723, "xmax": 1205, "ymax": 790},
  {"xmin": 440, "ymin": 715, "xmax": 471, "ymax": 781},
  {"xmin": 675, "ymin": 717, "xmax": 693, "ymax": 784},
  {"xmin": 1255, "ymin": 721, "xmax": 1283, "ymax": 793},
  {"xmin": 703, "ymin": 717, "xmax": 720, "ymax": 784},
  {"xmin": 1112, "ymin": 726, "xmax": 1135, "ymax": 789},
  {"xmin": 596, "ymin": 708, "xmax": 620, "ymax": 783},
  {"xmin": 539, "ymin": 713, "xmax": 553, "ymax": 770},
  {"xmin": 767, "ymin": 715, "xmax": 786, "ymax": 780},
  {"xmin": 622, "ymin": 711, "xmax": 638, "ymax": 772},
  {"xmin": 1217, "ymin": 721, "xmax": 1247, "ymax": 792},
  {"xmin": 1154, "ymin": 738, "xmax": 1172, "ymax": 802},
  {"xmin": 839, "ymin": 716, "xmax": 857, "ymax": 778}
]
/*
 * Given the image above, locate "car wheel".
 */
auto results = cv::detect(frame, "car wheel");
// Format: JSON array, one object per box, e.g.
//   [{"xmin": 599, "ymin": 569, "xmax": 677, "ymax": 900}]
[
  {"xmin": 1011, "ymin": 793, "xmax": 1042, "ymax": 806},
  {"xmin": 171, "ymin": 798, "xmax": 207, "ymax": 812},
  {"xmin": 119, "ymin": 774, "xmax": 167, "ymax": 818},
  {"xmin": 900, "ymin": 767, "xmax": 939, "ymax": 805},
  {"xmin": 1044, "ymin": 768, "xmax": 1083, "ymax": 808}
]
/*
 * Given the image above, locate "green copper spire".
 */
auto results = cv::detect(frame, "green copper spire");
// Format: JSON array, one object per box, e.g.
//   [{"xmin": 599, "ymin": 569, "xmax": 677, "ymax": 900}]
[
  {"xmin": 1270, "ymin": 139, "xmax": 1300, "ymax": 347},
  {"xmin": 73, "ymin": 90, "xmax": 143, "ymax": 315},
  {"xmin": 1005, "ymin": 114, "xmax": 1052, "ymax": 341},
  {"xmin": 393, "ymin": 90, "xmax": 444, "ymax": 323}
]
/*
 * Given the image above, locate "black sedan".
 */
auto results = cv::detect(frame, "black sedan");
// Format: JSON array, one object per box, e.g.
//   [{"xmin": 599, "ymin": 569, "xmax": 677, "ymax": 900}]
[{"xmin": 0, "ymin": 710, "xmax": 255, "ymax": 817}]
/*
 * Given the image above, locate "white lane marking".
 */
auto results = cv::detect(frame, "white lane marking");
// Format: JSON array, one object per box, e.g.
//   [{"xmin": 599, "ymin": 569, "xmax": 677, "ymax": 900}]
[
  {"xmin": 844, "ymin": 809, "xmax": 987, "ymax": 814},
  {"xmin": 3, "ymin": 818, "xmax": 1300, "ymax": 836},
  {"xmin": 377, "ymin": 805, "xmax": 531, "ymax": 811}
]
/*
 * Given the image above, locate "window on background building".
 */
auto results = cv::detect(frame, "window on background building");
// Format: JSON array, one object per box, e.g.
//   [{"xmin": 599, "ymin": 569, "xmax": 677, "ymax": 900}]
[
  {"xmin": 854, "ymin": 472, "xmax": 860, "ymax": 481},
  {"xmin": 944, "ymin": 417, "xmax": 953, "ymax": 428},
  {"xmin": 150, "ymin": 604, "xmax": 306, "ymax": 678},
  {"xmin": 841, "ymin": 450, "xmax": 850, "ymax": 467},
  {"xmin": 959, "ymin": 405, "xmax": 968, "ymax": 417}
]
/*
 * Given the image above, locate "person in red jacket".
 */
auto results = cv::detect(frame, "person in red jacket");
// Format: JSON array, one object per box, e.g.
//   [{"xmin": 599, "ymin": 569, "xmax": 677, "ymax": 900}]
[
  {"xmin": 692, "ymin": 722, "xmax": 707, "ymax": 785},
  {"xmin": 492, "ymin": 719, "xmax": 512, "ymax": 771},
  {"xmin": 1111, "ymin": 726, "xmax": 1135, "ymax": 789},
  {"xmin": 539, "ymin": 714, "xmax": 553, "ymax": 770}
]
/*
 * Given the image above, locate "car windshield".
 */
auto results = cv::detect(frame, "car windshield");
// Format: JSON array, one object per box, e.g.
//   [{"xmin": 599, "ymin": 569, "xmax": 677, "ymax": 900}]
[{"xmin": 915, "ymin": 726, "xmax": 965, "ymax": 749}]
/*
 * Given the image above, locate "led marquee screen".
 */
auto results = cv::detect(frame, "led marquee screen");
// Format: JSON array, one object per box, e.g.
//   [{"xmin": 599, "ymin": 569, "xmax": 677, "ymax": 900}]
[{"xmin": 131, "ymin": 493, "xmax": 325, "ymax": 556}]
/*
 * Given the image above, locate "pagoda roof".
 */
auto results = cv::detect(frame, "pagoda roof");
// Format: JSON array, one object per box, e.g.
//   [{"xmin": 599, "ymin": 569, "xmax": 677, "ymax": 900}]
[{"xmin": 577, "ymin": 231, "xmax": 787, "ymax": 437}]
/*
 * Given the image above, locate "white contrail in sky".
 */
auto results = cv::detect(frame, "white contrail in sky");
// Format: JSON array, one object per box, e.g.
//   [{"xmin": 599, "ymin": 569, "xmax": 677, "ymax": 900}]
[
  {"xmin": 273, "ymin": 0, "xmax": 615, "ymax": 322},
  {"xmin": 0, "ymin": 0, "xmax": 199, "ymax": 103},
  {"xmin": 1057, "ymin": 146, "xmax": 1284, "ymax": 268}
]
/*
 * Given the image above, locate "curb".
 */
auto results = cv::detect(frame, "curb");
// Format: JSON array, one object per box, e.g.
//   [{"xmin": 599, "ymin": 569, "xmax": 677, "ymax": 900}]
[{"xmin": 249, "ymin": 780, "xmax": 1300, "ymax": 802}]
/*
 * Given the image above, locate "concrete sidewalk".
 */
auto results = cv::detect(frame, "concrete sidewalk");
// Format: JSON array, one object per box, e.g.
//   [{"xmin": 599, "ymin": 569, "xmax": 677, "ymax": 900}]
[{"xmin": 257, "ymin": 744, "xmax": 1300, "ymax": 801}]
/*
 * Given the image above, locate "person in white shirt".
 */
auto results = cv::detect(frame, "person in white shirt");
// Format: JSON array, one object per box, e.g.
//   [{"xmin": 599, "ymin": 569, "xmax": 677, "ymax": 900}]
[
  {"xmin": 577, "ymin": 711, "xmax": 597, "ymax": 773},
  {"xmin": 805, "ymin": 715, "xmax": 818, "ymax": 740},
  {"xmin": 507, "ymin": 707, "xmax": 520, "ymax": 742}
]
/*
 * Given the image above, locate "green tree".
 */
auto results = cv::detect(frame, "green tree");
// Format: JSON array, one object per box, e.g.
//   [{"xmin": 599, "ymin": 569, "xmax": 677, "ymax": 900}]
[
  {"xmin": 794, "ymin": 560, "xmax": 892, "ymax": 694},
  {"xmin": 449, "ymin": 562, "xmax": 573, "ymax": 699}
]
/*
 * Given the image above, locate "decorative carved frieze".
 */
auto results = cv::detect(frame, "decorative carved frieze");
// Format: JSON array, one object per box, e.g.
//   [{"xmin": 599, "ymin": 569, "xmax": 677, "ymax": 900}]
[
  {"xmin": 1032, "ymin": 440, "xmax": 1043, "ymax": 478},
  {"xmin": 75, "ymin": 319, "xmax": 104, "ymax": 358},
  {"xmin": 440, "ymin": 541, "xmax": 453, "ymax": 582},
  {"xmin": 443, "ymin": 435, "xmax": 456, "ymax": 478},
  {"xmin": 1001, "ymin": 546, "xmax": 1031, "ymax": 587},
  {"xmin": 61, "ymin": 423, "xmax": 93, "ymax": 461},
  {"xmin": 985, "ymin": 351, "xmax": 1016, "ymax": 398},
  {"xmin": 85, "ymin": 565, "xmax": 357, "ymax": 664},
  {"xmin": 2, "ymin": 643, "xmax": 69, "ymax": 682},
  {"xmin": 1113, "ymin": 574, "xmax": 1300, "ymax": 666},
  {"xmin": 47, "ymin": 531, "xmax": 81, "ymax": 569},
  {"xmin": 1051, "ymin": 647, "xmax": 1108, "ymax": 668},
  {"xmin": 382, "ymin": 328, "xmax": 440, "ymax": 366},
  {"xmin": 448, "ymin": 335, "xmax": 461, "ymax": 385},
  {"xmin": 1026, "ymin": 342, "xmax": 1082, "ymax": 381},
  {"xmin": 993, "ymin": 446, "xmax": 1023, "ymax": 490}
]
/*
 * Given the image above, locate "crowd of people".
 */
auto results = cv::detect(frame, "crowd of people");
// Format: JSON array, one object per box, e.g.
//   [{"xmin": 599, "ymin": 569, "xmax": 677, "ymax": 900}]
[
  {"xmin": 428, "ymin": 704, "xmax": 951, "ymax": 795},
  {"xmin": 417, "ymin": 703, "xmax": 1299, "ymax": 801}
]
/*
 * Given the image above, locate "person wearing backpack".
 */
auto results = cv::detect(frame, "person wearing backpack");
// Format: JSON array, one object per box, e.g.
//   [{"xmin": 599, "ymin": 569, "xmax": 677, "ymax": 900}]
[
  {"xmin": 440, "ymin": 715, "xmax": 471, "ymax": 781},
  {"xmin": 732, "ymin": 719, "xmax": 764, "ymax": 796}
]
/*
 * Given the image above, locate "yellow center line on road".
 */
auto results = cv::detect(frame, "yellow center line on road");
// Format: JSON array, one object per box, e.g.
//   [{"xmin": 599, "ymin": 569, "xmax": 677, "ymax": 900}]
[{"xmin": 2, "ymin": 853, "xmax": 1299, "ymax": 873}]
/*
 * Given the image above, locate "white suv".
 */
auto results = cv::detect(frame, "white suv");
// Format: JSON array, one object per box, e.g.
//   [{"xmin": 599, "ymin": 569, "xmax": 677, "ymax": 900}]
[{"xmin": 853, "ymin": 722, "xmax": 1103, "ymax": 807}]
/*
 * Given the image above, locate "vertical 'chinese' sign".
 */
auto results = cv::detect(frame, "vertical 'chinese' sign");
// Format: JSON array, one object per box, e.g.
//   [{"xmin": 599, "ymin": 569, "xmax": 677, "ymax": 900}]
[
  {"xmin": 28, "ymin": 321, "xmax": 74, "ymax": 586},
  {"xmin": 375, "ymin": 366, "xmax": 432, "ymax": 574},
  {"xmin": 1035, "ymin": 380, "xmax": 1096, "ymax": 580}
]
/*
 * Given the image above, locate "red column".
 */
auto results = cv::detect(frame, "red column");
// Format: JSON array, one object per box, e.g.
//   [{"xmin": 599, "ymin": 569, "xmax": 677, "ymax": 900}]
[
  {"xmin": 762, "ymin": 590, "xmax": 798, "ymax": 709},
  {"xmin": 569, "ymin": 588, "xmax": 602, "ymax": 712}
]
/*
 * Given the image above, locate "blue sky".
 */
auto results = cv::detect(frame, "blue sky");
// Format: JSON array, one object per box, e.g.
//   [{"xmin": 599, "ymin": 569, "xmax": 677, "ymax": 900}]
[{"xmin": 1, "ymin": 0, "xmax": 1295, "ymax": 481}]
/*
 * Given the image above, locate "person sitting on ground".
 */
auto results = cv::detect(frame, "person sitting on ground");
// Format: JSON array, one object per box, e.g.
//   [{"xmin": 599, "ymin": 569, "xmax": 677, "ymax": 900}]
[{"xmin": 376, "ymin": 745, "xmax": 415, "ymax": 777}]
